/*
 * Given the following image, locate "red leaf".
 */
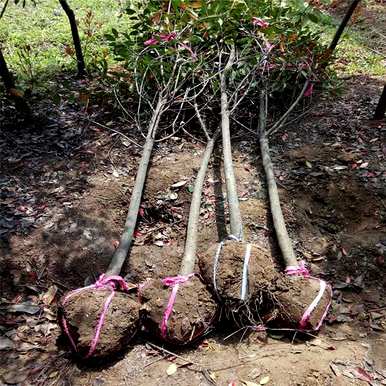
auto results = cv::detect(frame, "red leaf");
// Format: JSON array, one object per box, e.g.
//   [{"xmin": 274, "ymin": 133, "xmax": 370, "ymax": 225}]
[
  {"xmin": 134, "ymin": 230, "xmax": 142, "ymax": 238},
  {"xmin": 353, "ymin": 367, "xmax": 372, "ymax": 382}
]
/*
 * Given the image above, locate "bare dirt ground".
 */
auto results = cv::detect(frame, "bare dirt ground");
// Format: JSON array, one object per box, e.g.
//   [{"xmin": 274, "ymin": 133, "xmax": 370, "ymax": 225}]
[
  {"xmin": 1, "ymin": 73, "xmax": 385, "ymax": 385},
  {"xmin": 1, "ymin": 4, "xmax": 386, "ymax": 386}
]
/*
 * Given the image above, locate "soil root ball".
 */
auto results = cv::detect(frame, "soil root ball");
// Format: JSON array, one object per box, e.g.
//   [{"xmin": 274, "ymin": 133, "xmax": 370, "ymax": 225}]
[
  {"xmin": 273, "ymin": 276, "xmax": 332, "ymax": 331},
  {"xmin": 59, "ymin": 289, "xmax": 140, "ymax": 358},
  {"xmin": 139, "ymin": 275, "xmax": 218, "ymax": 345},
  {"xmin": 199, "ymin": 240, "xmax": 278, "ymax": 302}
]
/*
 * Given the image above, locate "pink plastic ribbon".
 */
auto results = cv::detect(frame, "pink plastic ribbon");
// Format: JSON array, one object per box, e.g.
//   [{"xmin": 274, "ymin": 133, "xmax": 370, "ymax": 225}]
[
  {"xmin": 160, "ymin": 274, "xmax": 194, "ymax": 339},
  {"xmin": 61, "ymin": 274, "xmax": 131, "ymax": 358},
  {"xmin": 285, "ymin": 260, "xmax": 310, "ymax": 277},
  {"xmin": 285, "ymin": 261, "xmax": 332, "ymax": 331}
]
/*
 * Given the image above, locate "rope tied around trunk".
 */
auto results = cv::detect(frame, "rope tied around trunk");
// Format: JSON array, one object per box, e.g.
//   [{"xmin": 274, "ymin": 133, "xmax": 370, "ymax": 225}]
[
  {"xmin": 285, "ymin": 261, "xmax": 332, "ymax": 331},
  {"xmin": 213, "ymin": 235, "xmax": 251, "ymax": 302},
  {"xmin": 160, "ymin": 273, "xmax": 195, "ymax": 339},
  {"xmin": 61, "ymin": 274, "xmax": 133, "ymax": 358}
]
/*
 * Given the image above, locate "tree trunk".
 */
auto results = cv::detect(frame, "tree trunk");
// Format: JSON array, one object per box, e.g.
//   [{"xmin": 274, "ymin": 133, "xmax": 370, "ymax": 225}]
[
  {"xmin": 329, "ymin": 0, "xmax": 361, "ymax": 53},
  {"xmin": 259, "ymin": 90, "xmax": 298, "ymax": 268},
  {"xmin": 373, "ymin": 85, "xmax": 386, "ymax": 120},
  {"xmin": 0, "ymin": 47, "xmax": 15, "ymax": 90},
  {"xmin": 0, "ymin": 47, "xmax": 31, "ymax": 116},
  {"xmin": 58, "ymin": 0, "xmax": 86, "ymax": 77},
  {"xmin": 105, "ymin": 95, "xmax": 166, "ymax": 276}
]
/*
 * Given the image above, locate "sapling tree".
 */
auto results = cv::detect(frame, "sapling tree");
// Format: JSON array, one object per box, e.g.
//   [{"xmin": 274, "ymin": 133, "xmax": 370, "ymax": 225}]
[
  {"xmin": 199, "ymin": 45, "xmax": 279, "ymax": 325},
  {"xmin": 139, "ymin": 124, "xmax": 220, "ymax": 344},
  {"xmin": 257, "ymin": 87, "xmax": 332, "ymax": 330}
]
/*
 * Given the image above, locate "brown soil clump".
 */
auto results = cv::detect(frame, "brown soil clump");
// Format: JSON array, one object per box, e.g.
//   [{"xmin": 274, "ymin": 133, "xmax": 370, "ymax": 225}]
[
  {"xmin": 199, "ymin": 240, "xmax": 278, "ymax": 302},
  {"xmin": 139, "ymin": 275, "xmax": 218, "ymax": 345},
  {"xmin": 273, "ymin": 276, "xmax": 331, "ymax": 331},
  {"xmin": 59, "ymin": 289, "xmax": 140, "ymax": 358}
]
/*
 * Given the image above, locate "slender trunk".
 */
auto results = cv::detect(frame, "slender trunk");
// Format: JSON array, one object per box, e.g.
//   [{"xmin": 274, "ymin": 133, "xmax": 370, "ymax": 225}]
[
  {"xmin": 106, "ymin": 96, "xmax": 166, "ymax": 276},
  {"xmin": 329, "ymin": 0, "xmax": 361, "ymax": 53},
  {"xmin": 58, "ymin": 0, "xmax": 86, "ymax": 77},
  {"xmin": 258, "ymin": 90, "xmax": 298, "ymax": 267},
  {"xmin": 180, "ymin": 131, "xmax": 219, "ymax": 275},
  {"xmin": 0, "ymin": 47, "xmax": 15, "ymax": 90},
  {"xmin": 0, "ymin": 47, "xmax": 30, "ymax": 116},
  {"xmin": 219, "ymin": 47, "xmax": 243, "ymax": 239},
  {"xmin": 373, "ymin": 84, "xmax": 386, "ymax": 120},
  {"xmin": 0, "ymin": 0, "xmax": 9, "ymax": 20}
]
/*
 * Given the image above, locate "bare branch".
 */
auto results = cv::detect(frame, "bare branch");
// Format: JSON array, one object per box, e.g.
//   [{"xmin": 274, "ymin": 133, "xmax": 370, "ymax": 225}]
[
  {"xmin": 86, "ymin": 119, "xmax": 142, "ymax": 148},
  {"xmin": 266, "ymin": 79, "xmax": 309, "ymax": 137}
]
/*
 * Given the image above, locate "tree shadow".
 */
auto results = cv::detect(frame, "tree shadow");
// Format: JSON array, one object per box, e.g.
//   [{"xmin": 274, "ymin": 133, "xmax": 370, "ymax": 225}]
[{"xmin": 212, "ymin": 146, "xmax": 228, "ymax": 241}]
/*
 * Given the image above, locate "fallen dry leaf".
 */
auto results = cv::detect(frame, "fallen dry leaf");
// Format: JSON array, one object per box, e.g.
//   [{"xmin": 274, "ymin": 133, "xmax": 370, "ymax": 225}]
[
  {"xmin": 171, "ymin": 180, "xmax": 187, "ymax": 188},
  {"xmin": 260, "ymin": 376, "xmax": 270, "ymax": 385},
  {"xmin": 330, "ymin": 363, "xmax": 341, "ymax": 376},
  {"xmin": 352, "ymin": 367, "xmax": 373, "ymax": 382},
  {"xmin": 41, "ymin": 285, "xmax": 58, "ymax": 305},
  {"xmin": 166, "ymin": 363, "xmax": 177, "ymax": 376},
  {"xmin": 309, "ymin": 338, "xmax": 336, "ymax": 351},
  {"xmin": 242, "ymin": 380, "xmax": 259, "ymax": 386},
  {"xmin": 0, "ymin": 336, "xmax": 14, "ymax": 350},
  {"xmin": 1, "ymin": 302, "xmax": 40, "ymax": 315}
]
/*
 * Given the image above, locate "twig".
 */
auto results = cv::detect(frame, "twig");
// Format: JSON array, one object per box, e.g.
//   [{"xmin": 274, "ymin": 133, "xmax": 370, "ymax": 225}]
[
  {"xmin": 155, "ymin": 87, "xmax": 190, "ymax": 142},
  {"xmin": 112, "ymin": 86, "xmax": 137, "ymax": 122},
  {"xmin": 86, "ymin": 118, "xmax": 142, "ymax": 148},
  {"xmin": 146, "ymin": 342, "xmax": 202, "ymax": 367},
  {"xmin": 266, "ymin": 79, "xmax": 309, "ymax": 136},
  {"xmin": 194, "ymin": 98, "xmax": 210, "ymax": 141}
]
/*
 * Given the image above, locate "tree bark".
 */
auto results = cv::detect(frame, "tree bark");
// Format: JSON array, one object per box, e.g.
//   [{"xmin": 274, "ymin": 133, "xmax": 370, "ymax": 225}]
[
  {"xmin": 259, "ymin": 90, "xmax": 298, "ymax": 267},
  {"xmin": 180, "ymin": 130, "xmax": 219, "ymax": 275},
  {"xmin": 329, "ymin": 0, "xmax": 361, "ymax": 53},
  {"xmin": 105, "ymin": 96, "xmax": 166, "ymax": 276},
  {"xmin": 373, "ymin": 84, "xmax": 386, "ymax": 120},
  {"xmin": 219, "ymin": 47, "xmax": 243, "ymax": 239},
  {"xmin": 0, "ymin": 47, "xmax": 31, "ymax": 116},
  {"xmin": 58, "ymin": 0, "xmax": 86, "ymax": 77},
  {"xmin": 0, "ymin": 47, "xmax": 15, "ymax": 90}
]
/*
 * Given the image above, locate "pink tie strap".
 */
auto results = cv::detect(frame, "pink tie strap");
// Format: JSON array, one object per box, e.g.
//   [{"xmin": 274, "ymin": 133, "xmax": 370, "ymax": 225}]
[
  {"xmin": 160, "ymin": 274, "xmax": 194, "ymax": 339},
  {"xmin": 285, "ymin": 260, "xmax": 310, "ymax": 277},
  {"xmin": 299, "ymin": 279, "xmax": 332, "ymax": 330},
  {"xmin": 285, "ymin": 261, "xmax": 332, "ymax": 331},
  {"xmin": 61, "ymin": 274, "xmax": 134, "ymax": 358}
]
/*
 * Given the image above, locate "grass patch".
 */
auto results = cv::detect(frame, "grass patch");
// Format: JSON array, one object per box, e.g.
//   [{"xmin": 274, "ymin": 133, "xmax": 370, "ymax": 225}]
[
  {"xmin": 0, "ymin": 0, "xmax": 132, "ymax": 89},
  {"xmin": 325, "ymin": 1, "xmax": 386, "ymax": 77},
  {"xmin": 0, "ymin": 0, "xmax": 384, "ymax": 93}
]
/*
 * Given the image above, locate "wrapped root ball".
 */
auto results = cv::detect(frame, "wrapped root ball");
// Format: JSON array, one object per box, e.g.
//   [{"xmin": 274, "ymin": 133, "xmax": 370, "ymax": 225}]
[
  {"xmin": 59, "ymin": 277, "xmax": 140, "ymax": 359},
  {"xmin": 139, "ymin": 275, "xmax": 218, "ymax": 345},
  {"xmin": 199, "ymin": 239, "xmax": 278, "ymax": 303},
  {"xmin": 273, "ymin": 275, "xmax": 332, "ymax": 331}
]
